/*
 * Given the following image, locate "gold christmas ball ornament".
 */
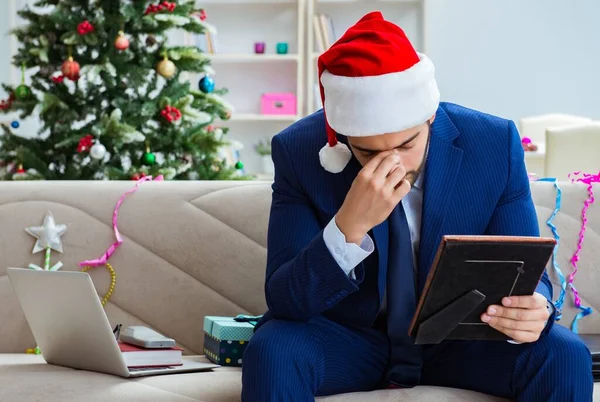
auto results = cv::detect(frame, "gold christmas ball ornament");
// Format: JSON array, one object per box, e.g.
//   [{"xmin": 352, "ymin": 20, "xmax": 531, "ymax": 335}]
[{"xmin": 156, "ymin": 57, "xmax": 176, "ymax": 79}]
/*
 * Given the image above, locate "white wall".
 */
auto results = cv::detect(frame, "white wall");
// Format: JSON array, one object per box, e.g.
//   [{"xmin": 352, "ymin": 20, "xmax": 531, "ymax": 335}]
[{"xmin": 425, "ymin": 0, "xmax": 600, "ymax": 122}]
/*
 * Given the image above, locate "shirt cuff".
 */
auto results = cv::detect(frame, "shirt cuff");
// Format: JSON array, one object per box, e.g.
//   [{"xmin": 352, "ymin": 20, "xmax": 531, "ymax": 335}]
[{"xmin": 323, "ymin": 216, "xmax": 374, "ymax": 279}]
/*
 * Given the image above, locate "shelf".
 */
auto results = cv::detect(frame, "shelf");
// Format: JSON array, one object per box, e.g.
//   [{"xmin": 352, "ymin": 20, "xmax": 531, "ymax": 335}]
[
  {"xmin": 316, "ymin": 0, "xmax": 421, "ymax": 3},
  {"xmin": 207, "ymin": 53, "xmax": 299, "ymax": 63},
  {"xmin": 227, "ymin": 113, "xmax": 300, "ymax": 122},
  {"xmin": 201, "ymin": 0, "xmax": 298, "ymax": 4}
]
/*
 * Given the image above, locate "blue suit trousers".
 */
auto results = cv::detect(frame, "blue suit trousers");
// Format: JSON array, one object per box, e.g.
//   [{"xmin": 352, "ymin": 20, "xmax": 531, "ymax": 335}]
[{"xmin": 241, "ymin": 316, "xmax": 593, "ymax": 401}]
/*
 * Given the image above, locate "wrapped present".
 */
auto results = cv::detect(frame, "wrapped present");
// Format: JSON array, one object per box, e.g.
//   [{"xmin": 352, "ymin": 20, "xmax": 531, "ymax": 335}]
[{"xmin": 203, "ymin": 315, "xmax": 260, "ymax": 366}]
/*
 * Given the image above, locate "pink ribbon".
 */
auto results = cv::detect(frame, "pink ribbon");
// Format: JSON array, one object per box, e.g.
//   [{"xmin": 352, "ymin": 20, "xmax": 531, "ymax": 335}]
[
  {"xmin": 79, "ymin": 175, "xmax": 164, "ymax": 267},
  {"xmin": 566, "ymin": 170, "xmax": 599, "ymax": 309}
]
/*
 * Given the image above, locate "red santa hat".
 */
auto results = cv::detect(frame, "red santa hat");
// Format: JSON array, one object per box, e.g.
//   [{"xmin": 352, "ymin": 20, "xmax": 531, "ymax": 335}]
[{"xmin": 318, "ymin": 11, "xmax": 440, "ymax": 173}]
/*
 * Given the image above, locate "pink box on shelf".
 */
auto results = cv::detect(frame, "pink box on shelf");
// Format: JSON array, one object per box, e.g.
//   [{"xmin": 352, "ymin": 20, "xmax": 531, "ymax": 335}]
[{"xmin": 260, "ymin": 93, "xmax": 296, "ymax": 115}]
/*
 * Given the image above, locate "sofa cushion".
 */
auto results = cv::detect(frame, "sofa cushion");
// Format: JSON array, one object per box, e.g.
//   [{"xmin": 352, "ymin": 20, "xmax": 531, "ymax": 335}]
[{"xmin": 0, "ymin": 354, "xmax": 511, "ymax": 402}]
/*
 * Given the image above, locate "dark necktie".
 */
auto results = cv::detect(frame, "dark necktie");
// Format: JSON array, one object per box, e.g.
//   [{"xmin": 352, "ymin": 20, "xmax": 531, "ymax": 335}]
[{"xmin": 384, "ymin": 201, "xmax": 422, "ymax": 387}]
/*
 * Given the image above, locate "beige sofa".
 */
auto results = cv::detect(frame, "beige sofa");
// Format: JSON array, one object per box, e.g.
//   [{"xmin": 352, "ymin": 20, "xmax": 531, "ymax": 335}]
[{"xmin": 0, "ymin": 180, "xmax": 598, "ymax": 402}]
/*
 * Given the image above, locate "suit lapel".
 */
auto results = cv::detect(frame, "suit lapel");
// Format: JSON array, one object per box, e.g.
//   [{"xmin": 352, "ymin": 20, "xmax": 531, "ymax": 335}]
[{"xmin": 418, "ymin": 109, "xmax": 463, "ymax": 294}]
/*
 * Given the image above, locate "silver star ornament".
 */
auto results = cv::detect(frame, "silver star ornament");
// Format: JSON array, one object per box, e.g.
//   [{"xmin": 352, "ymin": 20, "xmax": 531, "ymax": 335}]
[{"xmin": 25, "ymin": 211, "xmax": 67, "ymax": 253}]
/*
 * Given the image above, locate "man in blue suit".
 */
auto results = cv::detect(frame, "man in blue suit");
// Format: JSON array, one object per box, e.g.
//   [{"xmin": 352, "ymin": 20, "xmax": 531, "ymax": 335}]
[{"xmin": 241, "ymin": 11, "xmax": 592, "ymax": 402}]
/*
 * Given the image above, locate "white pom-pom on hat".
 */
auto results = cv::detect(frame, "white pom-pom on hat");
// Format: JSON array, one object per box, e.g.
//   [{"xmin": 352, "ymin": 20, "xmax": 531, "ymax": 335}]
[{"xmin": 319, "ymin": 141, "xmax": 352, "ymax": 174}]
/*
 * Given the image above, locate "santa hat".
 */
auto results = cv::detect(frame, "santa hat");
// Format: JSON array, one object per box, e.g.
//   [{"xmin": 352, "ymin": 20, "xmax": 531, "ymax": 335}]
[{"xmin": 318, "ymin": 11, "xmax": 440, "ymax": 173}]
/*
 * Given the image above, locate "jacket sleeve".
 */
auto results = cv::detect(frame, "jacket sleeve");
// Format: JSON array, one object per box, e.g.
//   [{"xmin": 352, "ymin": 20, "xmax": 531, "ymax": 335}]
[
  {"xmin": 264, "ymin": 134, "xmax": 366, "ymax": 321},
  {"xmin": 484, "ymin": 120, "xmax": 556, "ymax": 336}
]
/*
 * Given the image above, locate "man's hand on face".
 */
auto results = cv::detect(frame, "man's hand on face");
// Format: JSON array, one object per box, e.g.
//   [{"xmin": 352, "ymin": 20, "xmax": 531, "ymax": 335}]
[
  {"xmin": 335, "ymin": 150, "xmax": 411, "ymax": 244},
  {"xmin": 481, "ymin": 292, "xmax": 550, "ymax": 343}
]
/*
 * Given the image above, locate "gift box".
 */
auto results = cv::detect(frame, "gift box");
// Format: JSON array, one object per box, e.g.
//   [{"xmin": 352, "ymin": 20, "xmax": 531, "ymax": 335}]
[
  {"xmin": 260, "ymin": 92, "xmax": 296, "ymax": 115},
  {"xmin": 203, "ymin": 316, "xmax": 258, "ymax": 366}
]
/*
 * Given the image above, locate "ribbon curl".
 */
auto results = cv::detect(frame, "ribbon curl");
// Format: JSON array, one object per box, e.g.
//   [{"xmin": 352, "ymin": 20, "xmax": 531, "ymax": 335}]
[
  {"xmin": 566, "ymin": 170, "xmax": 599, "ymax": 333},
  {"xmin": 78, "ymin": 175, "xmax": 164, "ymax": 267},
  {"xmin": 537, "ymin": 178, "xmax": 566, "ymax": 320}
]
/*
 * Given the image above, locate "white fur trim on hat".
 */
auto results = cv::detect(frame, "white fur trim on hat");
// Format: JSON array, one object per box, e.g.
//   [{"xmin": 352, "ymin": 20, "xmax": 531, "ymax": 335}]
[
  {"xmin": 321, "ymin": 53, "xmax": 440, "ymax": 137},
  {"xmin": 319, "ymin": 142, "xmax": 352, "ymax": 174}
]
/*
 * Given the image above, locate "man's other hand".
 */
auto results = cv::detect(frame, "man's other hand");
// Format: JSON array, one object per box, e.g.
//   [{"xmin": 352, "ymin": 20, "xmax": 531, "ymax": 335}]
[{"xmin": 481, "ymin": 292, "xmax": 550, "ymax": 343}]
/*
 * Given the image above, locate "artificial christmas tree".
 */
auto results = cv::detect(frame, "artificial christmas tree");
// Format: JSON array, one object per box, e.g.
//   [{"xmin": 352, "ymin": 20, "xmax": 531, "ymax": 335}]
[{"xmin": 0, "ymin": 0, "xmax": 240, "ymax": 180}]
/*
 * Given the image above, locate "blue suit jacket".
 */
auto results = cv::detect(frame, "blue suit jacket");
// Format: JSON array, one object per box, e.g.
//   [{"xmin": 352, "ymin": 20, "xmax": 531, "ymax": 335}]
[{"xmin": 258, "ymin": 102, "xmax": 554, "ymax": 336}]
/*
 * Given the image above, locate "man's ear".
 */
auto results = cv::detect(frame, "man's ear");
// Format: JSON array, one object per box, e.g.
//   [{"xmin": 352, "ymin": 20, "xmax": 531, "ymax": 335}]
[{"xmin": 428, "ymin": 113, "xmax": 436, "ymax": 125}]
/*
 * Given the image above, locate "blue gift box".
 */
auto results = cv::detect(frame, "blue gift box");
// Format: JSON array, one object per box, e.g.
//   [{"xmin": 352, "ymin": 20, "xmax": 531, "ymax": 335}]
[{"xmin": 203, "ymin": 315, "xmax": 259, "ymax": 366}]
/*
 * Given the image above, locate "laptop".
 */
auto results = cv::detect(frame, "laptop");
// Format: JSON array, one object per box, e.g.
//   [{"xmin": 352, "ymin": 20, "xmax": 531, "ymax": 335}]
[{"xmin": 7, "ymin": 267, "xmax": 218, "ymax": 378}]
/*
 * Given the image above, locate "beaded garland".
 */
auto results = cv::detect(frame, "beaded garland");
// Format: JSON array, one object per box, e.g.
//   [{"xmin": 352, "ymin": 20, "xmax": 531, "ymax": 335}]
[{"xmin": 81, "ymin": 263, "xmax": 116, "ymax": 306}]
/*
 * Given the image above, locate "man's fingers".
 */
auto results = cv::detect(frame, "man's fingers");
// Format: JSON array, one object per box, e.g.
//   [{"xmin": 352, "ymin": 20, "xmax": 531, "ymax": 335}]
[
  {"xmin": 392, "ymin": 179, "xmax": 411, "ymax": 201},
  {"xmin": 482, "ymin": 315, "xmax": 546, "ymax": 332},
  {"xmin": 502, "ymin": 294, "xmax": 546, "ymax": 310},
  {"xmin": 486, "ymin": 305, "xmax": 549, "ymax": 321},
  {"xmin": 372, "ymin": 153, "xmax": 402, "ymax": 180},
  {"xmin": 386, "ymin": 163, "xmax": 407, "ymax": 190},
  {"xmin": 361, "ymin": 150, "xmax": 395, "ymax": 175}
]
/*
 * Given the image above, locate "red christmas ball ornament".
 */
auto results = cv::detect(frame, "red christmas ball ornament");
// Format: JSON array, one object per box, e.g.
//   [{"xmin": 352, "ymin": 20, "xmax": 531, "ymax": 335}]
[
  {"xmin": 77, "ymin": 20, "xmax": 95, "ymax": 35},
  {"xmin": 16, "ymin": 164, "xmax": 25, "ymax": 174},
  {"xmin": 199, "ymin": 9, "xmax": 207, "ymax": 21},
  {"xmin": 62, "ymin": 57, "xmax": 80, "ymax": 81},
  {"xmin": 131, "ymin": 173, "xmax": 141, "ymax": 181},
  {"xmin": 114, "ymin": 31, "xmax": 130, "ymax": 51},
  {"xmin": 160, "ymin": 105, "xmax": 182, "ymax": 123}
]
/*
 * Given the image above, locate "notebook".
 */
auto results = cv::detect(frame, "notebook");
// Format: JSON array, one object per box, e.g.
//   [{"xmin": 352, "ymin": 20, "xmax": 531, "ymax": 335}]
[{"xmin": 118, "ymin": 342, "xmax": 183, "ymax": 368}]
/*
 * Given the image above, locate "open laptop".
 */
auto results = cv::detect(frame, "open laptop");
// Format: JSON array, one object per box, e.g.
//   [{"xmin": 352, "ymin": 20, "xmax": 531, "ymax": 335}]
[{"xmin": 7, "ymin": 267, "xmax": 218, "ymax": 378}]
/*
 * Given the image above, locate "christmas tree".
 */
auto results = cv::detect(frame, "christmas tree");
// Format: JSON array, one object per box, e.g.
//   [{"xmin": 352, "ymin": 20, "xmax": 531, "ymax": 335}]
[{"xmin": 0, "ymin": 0, "xmax": 241, "ymax": 180}]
